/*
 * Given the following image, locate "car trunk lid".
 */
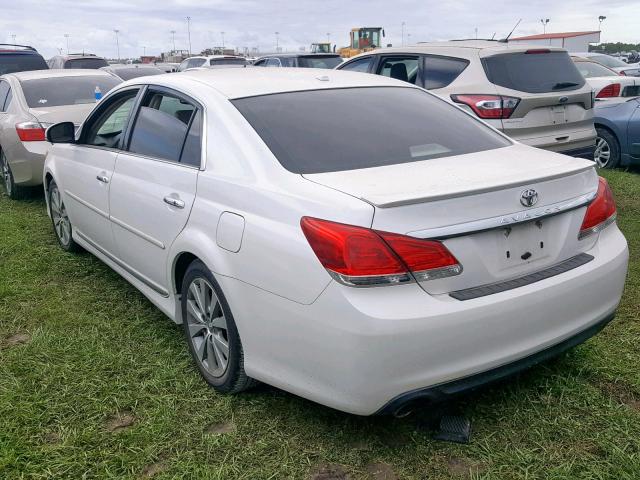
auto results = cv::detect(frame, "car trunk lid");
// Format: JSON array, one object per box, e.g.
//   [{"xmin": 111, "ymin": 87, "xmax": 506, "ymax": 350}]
[{"xmin": 29, "ymin": 103, "xmax": 95, "ymax": 128}]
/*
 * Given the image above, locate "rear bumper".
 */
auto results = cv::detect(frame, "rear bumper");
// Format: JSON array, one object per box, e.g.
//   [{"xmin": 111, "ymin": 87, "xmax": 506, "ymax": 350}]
[
  {"xmin": 6, "ymin": 141, "xmax": 47, "ymax": 186},
  {"xmin": 376, "ymin": 311, "xmax": 615, "ymax": 415}
]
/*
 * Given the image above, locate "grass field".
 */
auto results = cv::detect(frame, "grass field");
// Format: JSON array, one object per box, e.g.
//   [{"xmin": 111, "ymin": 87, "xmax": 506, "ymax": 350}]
[{"xmin": 0, "ymin": 169, "xmax": 638, "ymax": 480}]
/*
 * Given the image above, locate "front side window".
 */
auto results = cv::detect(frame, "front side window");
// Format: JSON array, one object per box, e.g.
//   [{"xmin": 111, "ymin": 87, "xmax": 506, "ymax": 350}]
[
  {"xmin": 187, "ymin": 58, "xmax": 206, "ymax": 69},
  {"xmin": 83, "ymin": 90, "xmax": 139, "ymax": 148},
  {"xmin": 233, "ymin": 87, "xmax": 511, "ymax": 174},
  {"xmin": 127, "ymin": 90, "xmax": 200, "ymax": 164},
  {"xmin": 423, "ymin": 56, "xmax": 469, "ymax": 89},
  {"xmin": 340, "ymin": 56, "xmax": 373, "ymax": 73},
  {"xmin": 178, "ymin": 59, "xmax": 190, "ymax": 72},
  {"xmin": 20, "ymin": 76, "xmax": 122, "ymax": 108},
  {"xmin": 265, "ymin": 58, "xmax": 282, "ymax": 67},
  {"xmin": 377, "ymin": 56, "xmax": 419, "ymax": 84}
]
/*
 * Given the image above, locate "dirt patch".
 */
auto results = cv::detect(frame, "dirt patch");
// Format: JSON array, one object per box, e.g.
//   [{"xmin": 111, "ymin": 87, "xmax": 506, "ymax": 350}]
[
  {"xmin": 140, "ymin": 461, "xmax": 167, "ymax": 478},
  {"xmin": 364, "ymin": 462, "xmax": 398, "ymax": 480},
  {"xmin": 595, "ymin": 379, "xmax": 640, "ymax": 411},
  {"xmin": 43, "ymin": 431, "xmax": 61, "ymax": 444},
  {"xmin": 204, "ymin": 420, "xmax": 236, "ymax": 435},
  {"xmin": 308, "ymin": 463, "xmax": 351, "ymax": 480},
  {"xmin": 105, "ymin": 411, "xmax": 136, "ymax": 433},
  {"xmin": 447, "ymin": 457, "xmax": 485, "ymax": 478},
  {"xmin": 347, "ymin": 438, "xmax": 371, "ymax": 451},
  {"xmin": 2, "ymin": 332, "xmax": 31, "ymax": 348}
]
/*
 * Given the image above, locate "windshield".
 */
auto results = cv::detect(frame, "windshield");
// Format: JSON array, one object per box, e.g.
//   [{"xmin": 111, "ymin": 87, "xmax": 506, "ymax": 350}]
[
  {"xmin": 574, "ymin": 60, "xmax": 617, "ymax": 78},
  {"xmin": 233, "ymin": 87, "xmax": 510, "ymax": 174},
  {"xmin": 20, "ymin": 75, "xmax": 122, "ymax": 108},
  {"xmin": 483, "ymin": 51, "xmax": 585, "ymax": 93},
  {"xmin": 0, "ymin": 53, "xmax": 48, "ymax": 75},
  {"xmin": 590, "ymin": 54, "xmax": 629, "ymax": 68},
  {"xmin": 65, "ymin": 57, "xmax": 109, "ymax": 69},
  {"xmin": 298, "ymin": 56, "xmax": 343, "ymax": 69}
]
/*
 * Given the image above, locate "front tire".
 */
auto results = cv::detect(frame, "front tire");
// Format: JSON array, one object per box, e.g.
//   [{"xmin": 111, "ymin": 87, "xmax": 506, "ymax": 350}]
[
  {"xmin": 48, "ymin": 180, "xmax": 81, "ymax": 252},
  {"xmin": 181, "ymin": 260, "xmax": 256, "ymax": 394},
  {"xmin": 594, "ymin": 127, "xmax": 621, "ymax": 169}
]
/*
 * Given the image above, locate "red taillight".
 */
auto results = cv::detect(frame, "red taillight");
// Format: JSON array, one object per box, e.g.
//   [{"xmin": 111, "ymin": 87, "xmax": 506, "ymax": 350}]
[
  {"xmin": 15, "ymin": 121, "xmax": 46, "ymax": 142},
  {"xmin": 579, "ymin": 177, "xmax": 617, "ymax": 240},
  {"xmin": 596, "ymin": 83, "xmax": 621, "ymax": 98},
  {"xmin": 525, "ymin": 49, "xmax": 551, "ymax": 54},
  {"xmin": 450, "ymin": 94, "xmax": 520, "ymax": 119},
  {"xmin": 300, "ymin": 217, "xmax": 462, "ymax": 287}
]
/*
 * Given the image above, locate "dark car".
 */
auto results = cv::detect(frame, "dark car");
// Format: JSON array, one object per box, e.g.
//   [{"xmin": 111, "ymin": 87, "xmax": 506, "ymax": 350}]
[
  {"xmin": 0, "ymin": 44, "xmax": 48, "ymax": 75},
  {"xmin": 253, "ymin": 53, "xmax": 343, "ymax": 69},
  {"xmin": 593, "ymin": 97, "xmax": 640, "ymax": 168},
  {"xmin": 100, "ymin": 64, "xmax": 164, "ymax": 80},
  {"xmin": 47, "ymin": 54, "xmax": 109, "ymax": 69}
]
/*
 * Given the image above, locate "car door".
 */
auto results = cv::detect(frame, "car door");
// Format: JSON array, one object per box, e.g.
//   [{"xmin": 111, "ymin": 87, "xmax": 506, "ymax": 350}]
[
  {"xmin": 58, "ymin": 87, "xmax": 140, "ymax": 255},
  {"xmin": 108, "ymin": 86, "xmax": 202, "ymax": 295}
]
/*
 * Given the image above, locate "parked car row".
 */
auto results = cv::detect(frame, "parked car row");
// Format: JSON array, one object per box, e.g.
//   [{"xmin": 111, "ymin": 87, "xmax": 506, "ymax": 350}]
[{"xmin": 0, "ymin": 40, "xmax": 634, "ymax": 416}]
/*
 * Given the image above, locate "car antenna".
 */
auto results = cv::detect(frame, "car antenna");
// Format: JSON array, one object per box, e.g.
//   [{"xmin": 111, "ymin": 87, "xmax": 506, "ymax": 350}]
[
  {"xmin": 491, "ymin": 32, "xmax": 496, "ymax": 40},
  {"xmin": 500, "ymin": 19, "xmax": 521, "ymax": 42}
]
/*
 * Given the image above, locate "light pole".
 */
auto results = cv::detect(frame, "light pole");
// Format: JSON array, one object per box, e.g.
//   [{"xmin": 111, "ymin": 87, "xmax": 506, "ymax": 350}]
[
  {"xmin": 401, "ymin": 21, "xmax": 405, "ymax": 46},
  {"xmin": 407, "ymin": 33, "xmax": 412, "ymax": 44},
  {"xmin": 598, "ymin": 16, "xmax": 606, "ymax": 44},
  {"xmin": 221, "ymin": 31, "xmax": 225, "ymax": 49},
  {"xmin": 540, "ymin": 18, "xmax": 550, "ymax": 34},
  {"xmin": 142, "ymin": 46, "xmax": 146, "ymax": 56},
  {"xmin": 326, "ymin": 32, "xmax": 331, "ymax": 43},
  {"xmin": 275, "ymin": 31, "xmax": 279, "ymax": 52},
  {"xmin": 170, "ymin": 30, "xmax": 176, "ymax": 53},
  {"xmin": 186, "ymin": 17, "xmax": 192, "ymax": 55},
  {"xmin": 114, "ymin": 29, "xmax": 120, "ymax": 62},
  {"xmin": 10, "ymin": 34, "xmax": 16, "ymax": 44},
  {"xmin": 64, "ymin": 34, "xmax": 70, "ymax": 54}
]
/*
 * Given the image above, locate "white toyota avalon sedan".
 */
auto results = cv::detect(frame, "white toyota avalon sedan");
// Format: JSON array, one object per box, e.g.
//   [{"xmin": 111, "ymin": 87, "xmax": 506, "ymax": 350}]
[{"xmin": 42, "ymin": 69, "xmax": 629, "ymax": 416}]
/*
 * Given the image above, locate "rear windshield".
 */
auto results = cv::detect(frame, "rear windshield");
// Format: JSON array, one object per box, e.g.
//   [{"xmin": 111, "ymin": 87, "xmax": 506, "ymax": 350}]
[
  {"xmin": 298, "ymin": 56, "xmax": 343, "ymax": 69},
  {"xmin": 210, "ymin": 58, "xmax": 247, "ymax": 66},
  {"xmin": 483, "ymin": 51, "xmax": 585, "ymax": 93},
  {"xmin": 233, "ymin": 87, "xmax": 511, "ymax": 174},
  {"xmin": 20, "ymin": 76, "xmax": 122, "ymax": 108},
  {"xmin": 111, "ymin": 67, "xmax": 163, "ymax": 80},
  {"xmin": 0, "ymin": 53, "xmax": 48, "ymax": 75},
  {"xmin": 65, "ymin": 57, "xmax": 109, "ymax": 69}
]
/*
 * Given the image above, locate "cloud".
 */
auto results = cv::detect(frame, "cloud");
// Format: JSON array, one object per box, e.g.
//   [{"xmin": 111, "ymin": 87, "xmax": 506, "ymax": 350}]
[{"xmin": 1, "ymin": 0, "xmax": 637, "ymax": 59}]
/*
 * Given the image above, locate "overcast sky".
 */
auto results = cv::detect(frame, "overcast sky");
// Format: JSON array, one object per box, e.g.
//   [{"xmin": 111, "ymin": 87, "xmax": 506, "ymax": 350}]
[{"xmin": 1, "ymin": 0, "xmax": 638, "ymax": 59}]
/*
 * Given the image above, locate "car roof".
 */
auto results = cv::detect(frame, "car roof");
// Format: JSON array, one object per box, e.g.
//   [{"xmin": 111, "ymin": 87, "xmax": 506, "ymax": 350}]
[
  {"xmin": 6, "ymin": 69, "xmax": 115, "ymax": 81},
  {"xmin": 356, "ymin": 41, "xmax": 567, "ymax": 55},
  {"xmin": 123, "ymin": 68, "xmax": 412, "ymax": 99},
  {"xmin": 258, "ymin": 53, "xmax": 341, "ymax": 58},
  {"xmin": 191, "ymin": 55, "xmax": 244, "ymax": 60},
  {"xmin": 0, "ymin": 44, "xmax": 40, "ymax": 54},
  {"xmin": 106, "ymin": 64, "xmax": 162, "ymax": 70}
]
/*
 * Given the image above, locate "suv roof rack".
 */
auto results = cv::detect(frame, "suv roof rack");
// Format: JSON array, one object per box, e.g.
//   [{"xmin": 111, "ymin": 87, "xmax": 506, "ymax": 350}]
[
  {"xmin": 69, "ymin": 53, "xmax": 97, "ymax": 56},
  {"xmin": 0, "ymin": 43, "xmax": 37, "ymax": 52}
]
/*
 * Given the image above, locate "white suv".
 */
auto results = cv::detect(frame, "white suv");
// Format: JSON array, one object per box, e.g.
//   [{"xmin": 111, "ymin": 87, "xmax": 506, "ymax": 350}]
[
  {"xmin": 338, "ymin": 41, "xmax": 597, "ymax": 158},
  {"xmin": 42, "ymin": 69, "xmax": 627, "ymax": 415}
]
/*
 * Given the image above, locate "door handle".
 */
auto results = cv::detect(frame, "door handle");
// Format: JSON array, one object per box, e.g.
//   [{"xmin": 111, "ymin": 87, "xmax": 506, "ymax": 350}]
[
  {"xmin": 163, "ymin": 196, "xmax": 185, "ymax": 209},
  {"xmin": 96, "ymin": 175, "xmax": 109, "ymax": 183}
]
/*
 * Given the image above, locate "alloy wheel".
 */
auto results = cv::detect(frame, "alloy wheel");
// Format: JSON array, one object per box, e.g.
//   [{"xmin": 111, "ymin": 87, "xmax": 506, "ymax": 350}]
[
  {"xmin": 185, "ymin": 277, "xmax": 230, "ymax": 378},
  {"xmin": 594, "ymin": 136, "xmax": 611, "ymax": 168},
  {"xmin": 49, "ymin": 184, "xmax": 71, "ymax": 246}
]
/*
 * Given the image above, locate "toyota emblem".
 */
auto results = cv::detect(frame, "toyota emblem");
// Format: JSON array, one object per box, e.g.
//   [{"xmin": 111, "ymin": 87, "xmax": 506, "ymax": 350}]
[{"xmin": 520, "ymin": 189, "xmax": 539, "ymax": 207}]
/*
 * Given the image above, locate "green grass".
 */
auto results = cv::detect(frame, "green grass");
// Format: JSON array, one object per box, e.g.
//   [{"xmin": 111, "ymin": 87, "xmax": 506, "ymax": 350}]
[{"xmin": 0, "ymin": 169, "xmax": 639, "ymax": 480}]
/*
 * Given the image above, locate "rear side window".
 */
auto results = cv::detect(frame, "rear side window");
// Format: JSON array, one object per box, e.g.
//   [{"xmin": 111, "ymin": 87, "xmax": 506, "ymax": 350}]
[
  {"xmin": 64, "ymin": 57, "xmax": 109, "ymax": 69},
  {"xmin": 424, "ymin": 56, "xmax": 469, "ymax": 89},
  {"xmin": 340, "ymin": 56, "xmax": 373, "ymax": 73},
  {"xmin": 0, "ymin": 81, "xmax": 9, "ymax": 112},
  {"xmin": 483, "ymin": 51, "xmax": 585, "ymax": 93},
  {"xmin": 128, "ymin": 91, "xmax": 200, "ymax": 164},
  {"xmin": 265, "ymin": 58, "xmax": 281, "ymax": 67},
  {"xmin": 20, "ymin": 76, "xmax": 122, "ymax": 108},
  {"xmin": 377, "ymin": 56, "xmax": 419, "ymax": 84},
  {"xmin": 0, "ymin": 53, "xmax": 48, "ymax": 75},
  {"xmin": 233, "ymin": 87, "xmax": 510, "ymax": 174},
  {"xmin": 298, "ymin": 56, "xmax": 343, "ymax": 69}
]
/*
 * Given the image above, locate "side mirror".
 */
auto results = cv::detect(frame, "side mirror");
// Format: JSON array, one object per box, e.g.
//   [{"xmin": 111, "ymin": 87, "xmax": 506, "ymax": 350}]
[{"xmin": 46, "ymin": 122, "xmax": 76, "ymax": 144}]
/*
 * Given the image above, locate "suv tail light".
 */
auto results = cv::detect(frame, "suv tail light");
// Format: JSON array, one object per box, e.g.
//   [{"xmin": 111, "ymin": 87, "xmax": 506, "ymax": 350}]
[
  {"xmin": 579, "ymin": 177, "xmax": 617, "ymax": 240},
  {"xmin": 596, "ymin": 83, "xmax": 621, "ymax": 98},
  {"xmin": 15, "ymin": 121, "xmax": 46, "ymax": 142},
  {"xmin": 300, "ymin": 217, "xmax": 462, "ymax": 287},
  {"xmin": 450, "ymin": 94, "xmax": 520, "ymax": 119}
]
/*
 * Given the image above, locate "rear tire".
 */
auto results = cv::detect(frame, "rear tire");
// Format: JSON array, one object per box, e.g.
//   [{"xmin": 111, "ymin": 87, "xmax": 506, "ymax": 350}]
[
  {"xmin": 594, "ymin": 127, "xmax": 621, "ymax": 169},
  {"xmin": 181, "ymin": 260, "xmax": 256, "ymax": 394},
  {"xmin": 1, "ymin": 149, "xmax": 24, "ymax": 200},
  {"xmin": 48, "ymin": 180, "xmax": 81, "ymax": 253}
]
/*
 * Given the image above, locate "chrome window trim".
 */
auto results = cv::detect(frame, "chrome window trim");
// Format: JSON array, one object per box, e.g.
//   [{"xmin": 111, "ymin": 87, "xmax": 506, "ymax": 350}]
[{"xmin": 408, "ymin": 189, "xmax": 597, "ymax": 240}]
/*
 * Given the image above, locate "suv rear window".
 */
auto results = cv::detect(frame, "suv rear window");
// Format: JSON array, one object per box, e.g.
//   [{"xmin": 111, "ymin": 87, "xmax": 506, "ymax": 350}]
[
  {"xmin": 298, "ymin": 56, "xmax": 343, "ymax": 69},
  {"xmin": 210, "ymin": 58, "xmax": 247, "ymax": 66},
  {"xmin": 483, "ymin": 51, "xmax": 585, "ymax": 93},
  {"xmin": 233, "ymin": 87, "xmax": 510, "ymax": 174},
  {"xmin": 65, "ymin": 57, "xmax": 109, "ymax": 69},
  {"xmin": 0, "ymin": 53, "xmax": 48, "ymax": 75},
  {"xmin": 20, "ymin": 76, "xmax": 122, "ymax": 108}
]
